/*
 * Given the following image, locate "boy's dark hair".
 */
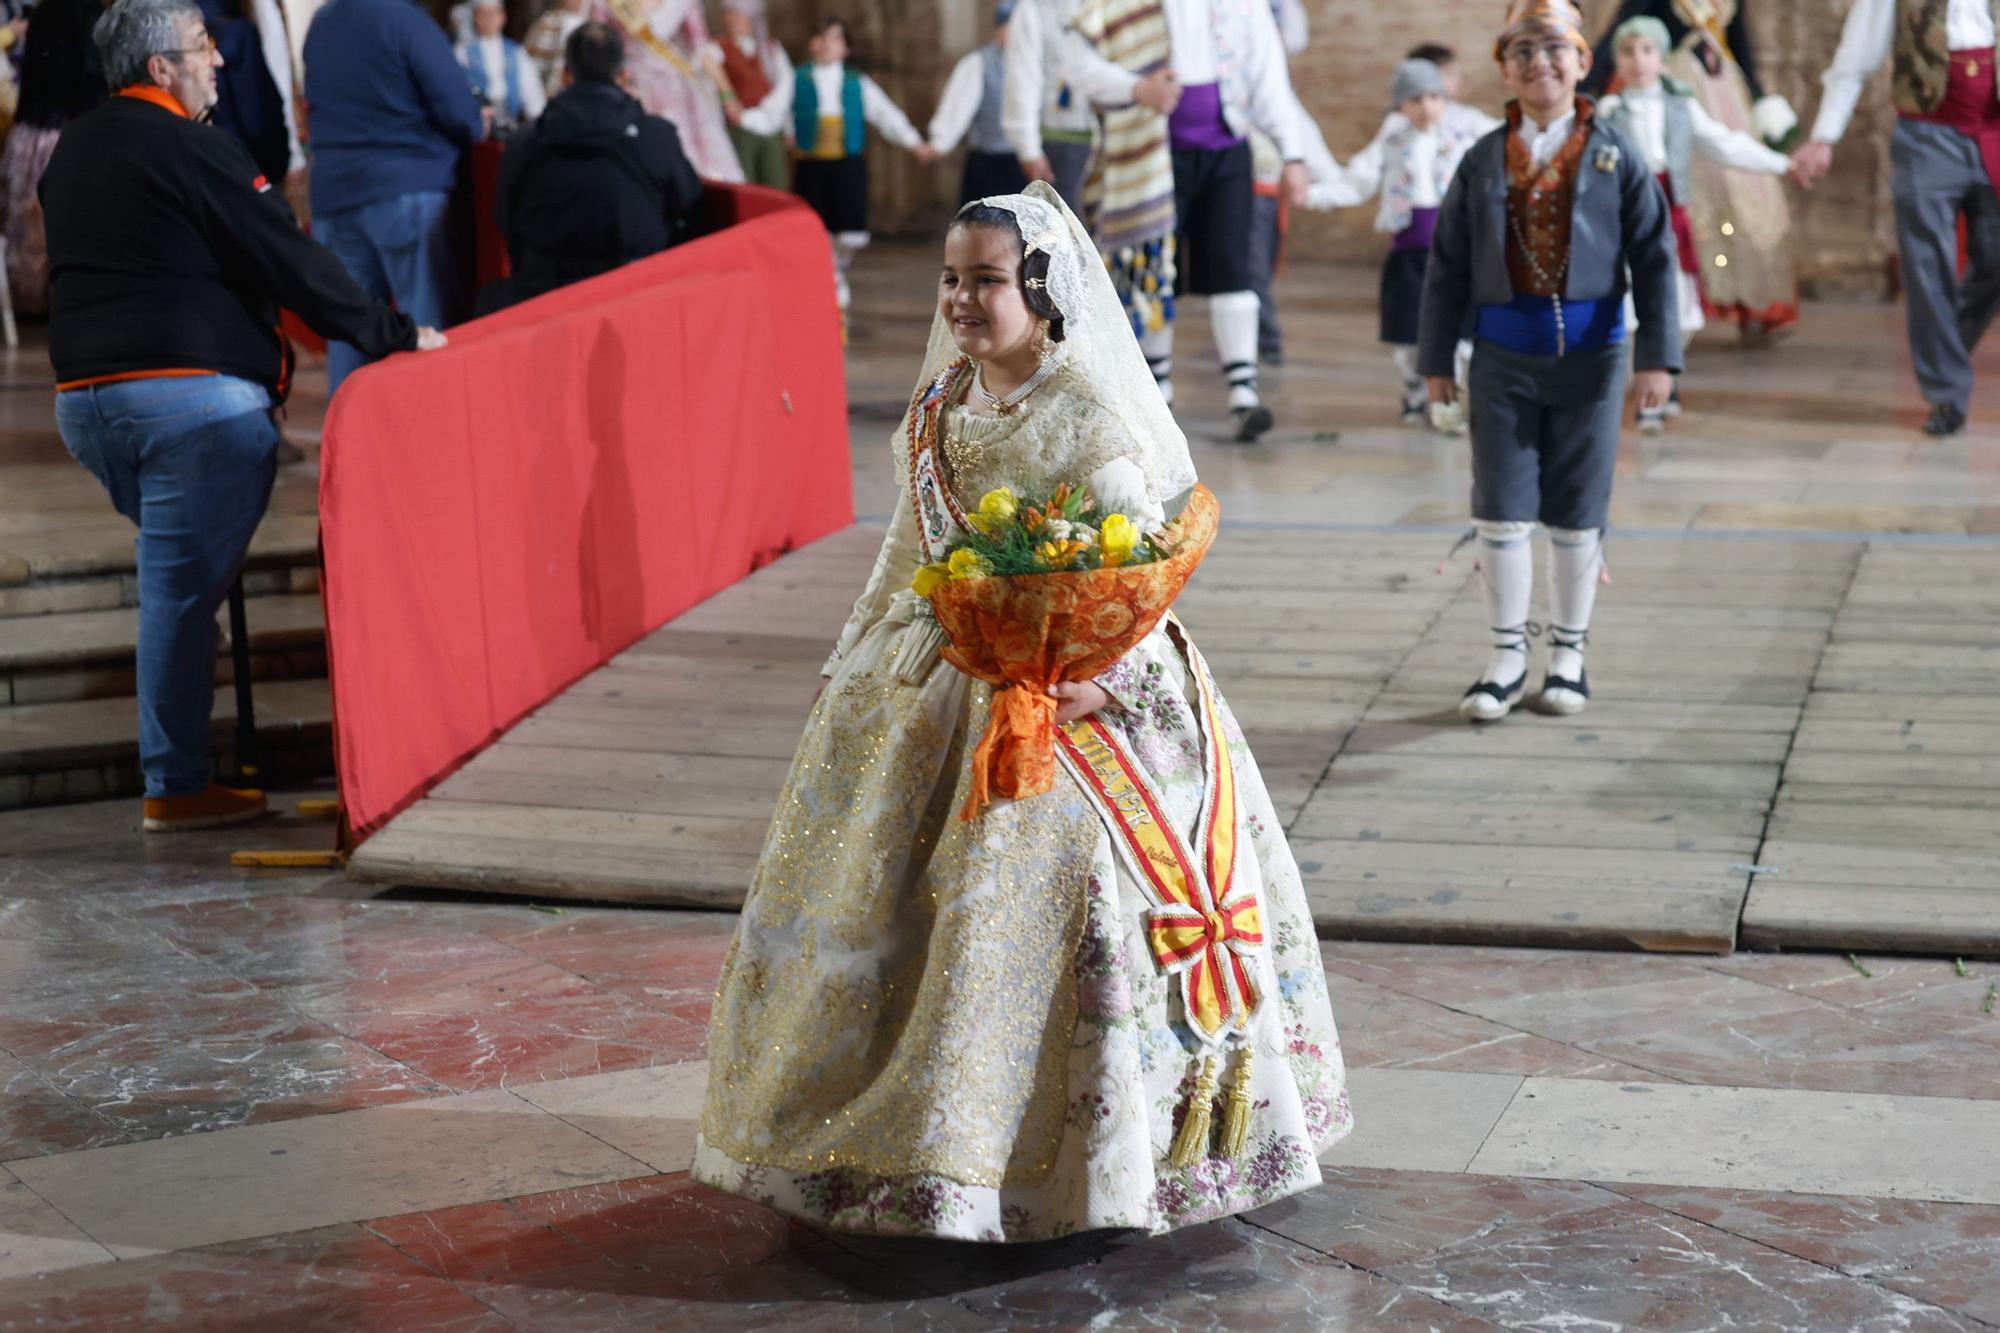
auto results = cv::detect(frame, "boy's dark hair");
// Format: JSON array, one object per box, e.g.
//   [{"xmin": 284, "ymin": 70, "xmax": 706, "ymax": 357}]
[
  {"xmin": 1406, "ymin": 42, "xmax": 1456, "ymax": 65},
  {"xmin": 950, "ymin": 203, "xmax": 1068, "ymax": 343},
  {"xmin": 814, "ymin": 16, "xmax": 851, "ymax": 44},
  {"xmin": 566, "ymin": 21, "xmax": 624, "ymax": 83}
]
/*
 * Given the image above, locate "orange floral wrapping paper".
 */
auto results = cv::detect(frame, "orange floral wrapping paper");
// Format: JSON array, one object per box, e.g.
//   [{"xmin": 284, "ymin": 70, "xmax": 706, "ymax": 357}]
[{"xmin": 929, "ymin": 485, "xmax": 1219, "ymax": 820}]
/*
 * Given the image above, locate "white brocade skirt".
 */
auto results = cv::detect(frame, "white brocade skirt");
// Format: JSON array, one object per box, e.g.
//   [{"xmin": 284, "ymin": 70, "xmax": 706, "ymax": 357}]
[{"xmin": 693, "ymin": 604, "xmax": 1352, "ymax": 1241}]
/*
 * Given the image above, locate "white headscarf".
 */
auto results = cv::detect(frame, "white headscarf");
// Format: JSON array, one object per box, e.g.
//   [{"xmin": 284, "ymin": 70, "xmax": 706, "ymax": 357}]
[{"xmin": 904, "ymin": 182, "xmax": 1198, "ymax": 508}]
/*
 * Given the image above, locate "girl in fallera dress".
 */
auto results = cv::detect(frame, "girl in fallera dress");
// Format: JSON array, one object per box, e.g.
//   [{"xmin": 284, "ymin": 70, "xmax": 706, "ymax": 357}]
[{"xmin": 694, "ymin": 182, "xmax": 1351, "ymax": 1242}]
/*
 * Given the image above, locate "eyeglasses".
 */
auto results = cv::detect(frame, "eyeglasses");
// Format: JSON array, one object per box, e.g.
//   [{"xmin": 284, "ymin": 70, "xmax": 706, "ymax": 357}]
[
  {"xmin": 162, "ymin": 33, "xmax": 218, "ymax": 60},
  {"xmin": 1503, "ymin": 40, "xmax": 1573, "ymax": 69}
]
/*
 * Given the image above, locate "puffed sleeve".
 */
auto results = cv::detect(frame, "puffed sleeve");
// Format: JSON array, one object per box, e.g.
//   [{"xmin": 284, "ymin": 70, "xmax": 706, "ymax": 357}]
[{"xmin": 823, "ymin": 496, "xmax": 926, "ymax": 677}]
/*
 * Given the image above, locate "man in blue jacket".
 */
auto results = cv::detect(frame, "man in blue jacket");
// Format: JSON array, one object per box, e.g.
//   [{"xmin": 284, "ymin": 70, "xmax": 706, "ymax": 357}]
[{"xmin": 304, "ymin": 0, "xmax": 485, "ymax": 393}]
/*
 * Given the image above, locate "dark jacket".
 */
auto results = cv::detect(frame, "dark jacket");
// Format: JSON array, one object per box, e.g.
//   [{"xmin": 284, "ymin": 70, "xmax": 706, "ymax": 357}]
[
  {"xmin": 202, "ymin": 0, "xmax": 293, "ymax": 182},
  {"xmin": 41, "ymin": 95, "xmax": 416, "ymax": 393},
  {"xmin": 486, "ymin": 80, "xmax": 703, "ymax": 309},
  {"xmin": 303, "ymin": 0, "xmax": 485, "ymax": 214},
  {"xmin": 1416, "ymin": 107, "xmax": 1683, "ymax": 378}
]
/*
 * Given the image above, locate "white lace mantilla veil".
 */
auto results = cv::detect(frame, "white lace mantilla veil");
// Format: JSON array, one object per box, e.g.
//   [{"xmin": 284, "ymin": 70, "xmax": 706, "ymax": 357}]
[{"xmin": 897, "ymin": 181, "xmax": 1200, "ymax": 510}]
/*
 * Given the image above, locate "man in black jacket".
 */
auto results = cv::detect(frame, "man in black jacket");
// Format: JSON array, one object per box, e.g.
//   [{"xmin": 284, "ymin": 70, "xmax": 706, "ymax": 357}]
[
  {"xmin": 41, "ymin": 0, "xmax": 445, "ymax": 832},
  {"xmin": 485, "ymin": 21, "xmax": 703, "ymax": 311}
]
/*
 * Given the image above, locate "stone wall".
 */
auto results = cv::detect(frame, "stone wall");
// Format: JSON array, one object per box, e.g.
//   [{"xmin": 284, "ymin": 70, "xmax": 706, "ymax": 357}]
[{"xmin": 756, "ymin": 0, "xmax": 1900, "ymax": 289}]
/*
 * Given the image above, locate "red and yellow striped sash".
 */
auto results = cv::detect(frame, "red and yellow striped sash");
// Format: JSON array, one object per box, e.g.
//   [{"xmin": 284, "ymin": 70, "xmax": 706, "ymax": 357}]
[{"xmin": 1056, "ymin": 617, "xmax": 1263, "ymax": 1044}]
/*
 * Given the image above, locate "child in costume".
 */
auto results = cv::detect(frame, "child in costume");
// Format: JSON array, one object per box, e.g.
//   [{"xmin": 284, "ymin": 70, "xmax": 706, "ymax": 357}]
[
  {"xmin": 1407, "ymin": 42, "xmax": 1506, "ymax": 141},
  {"xmin": 1794, "ymin": 0, "xmax": 1998, "ymax": 438},
  {"xmin": 928, "ymin": 3, "xmax": 1030, "ymax": 205},
  {"xmin": 1001, "ymin": 0, "xmax": 1098, "ymax": 214},
  {"xmin": 1323, "ymin": 58, "xmax": 1485, "ymax": 426},
  {"xmin": 1419, "ymin": 0, "xmax": 1681, "ymax": 722},
  {"xmin": 1596, "ymin": 14, "xmax": 1803, "ymax": 432},
  {"xmin": 1065, "ymin": 0, "xmax": 1312, "ymax": 442},
  {"xmin": 1586, "ymin": 0, "xmax": 1801, "ymax": 342},
  {"xmin": 701, "ymin": 0, "xmax": 793, "ymax": 190},
  {"xmin": 458, "ymin": 0, "xmax": 547, "ymax": 132},
  {"xmin": 786, "ymin": 17, "xmax": 937, "ymax": 314}
]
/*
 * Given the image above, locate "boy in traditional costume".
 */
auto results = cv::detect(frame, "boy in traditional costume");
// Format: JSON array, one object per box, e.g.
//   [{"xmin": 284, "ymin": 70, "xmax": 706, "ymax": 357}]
[
  {"xmin": 928, "ymin": 4, "xmax": 1030, "ymax": 205},
  {"xmin": 1408, "ymin": 41, "xmax": 1507, "ymax": 141},
  {"xmin": 787, "ymin": 17, "xmax": 937, "ymax": 317},
  {"xmin": 1321, "ymin": 58, "xmax": 1486, "ymax": 426},
  {"xmin": 1420, "ymin": 0, "xmax": 1680, "ymax": 722},
  {"xmin": 458, "ymin": 0, "xmax": 547, "ymax": 132},
  {"xmin": 1596, "ymin": 15, "xmax": 1804, "ymax": 432},
  {"xmin": 1794, "ymin": 0, "xmax": 1999, "ymax": 438},
  {"xmin": 1064, "ymin": 0, "xmax": 1311, "ymax": 442},
  {"xmin": 700, "ymin": 0, "xmax": 792, "ymax": 190},
  {"xmin": 1002, "ymin": 0, "xmax": 1098, "ymax": 212}
]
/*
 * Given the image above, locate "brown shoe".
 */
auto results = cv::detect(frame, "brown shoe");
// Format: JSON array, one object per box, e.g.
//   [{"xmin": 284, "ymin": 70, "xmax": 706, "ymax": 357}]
[{"xmin": 143, "ymin": 784, "xmax": 269, "ymax": 833}]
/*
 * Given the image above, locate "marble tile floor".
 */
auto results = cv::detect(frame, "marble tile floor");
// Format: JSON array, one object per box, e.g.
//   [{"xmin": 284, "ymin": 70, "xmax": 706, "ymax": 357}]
[{"xmin": 3, "ymin": 840, "xmax": 2000, "ymax": 1329}]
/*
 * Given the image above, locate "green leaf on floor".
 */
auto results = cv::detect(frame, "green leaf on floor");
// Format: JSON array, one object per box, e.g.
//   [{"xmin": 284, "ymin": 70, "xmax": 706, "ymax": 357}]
[
  {"xmin": 1985, "ymin": 983, "xmax": 1997, "ymax": 1016},
  {"xmin": 527, "ymin": 903, "xmax": 565, "ymax": 915},
  {"xmin": 1845, "ymin": 954, "xmax": 1873, "ymax": 979},
  {"xmin": 1956, "ymin": 957, "xmax": 1971, "ymax": 978}
]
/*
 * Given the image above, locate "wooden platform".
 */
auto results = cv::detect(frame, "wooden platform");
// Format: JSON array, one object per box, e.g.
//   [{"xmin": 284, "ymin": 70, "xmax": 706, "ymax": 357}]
[{"xmin": 345, "ymin": 521, "xmax": 2000, "ymax": 956}]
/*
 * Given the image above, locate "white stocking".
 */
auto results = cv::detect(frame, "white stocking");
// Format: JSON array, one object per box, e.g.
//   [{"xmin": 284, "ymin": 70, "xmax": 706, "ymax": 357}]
[
  {"xmin": 1546, "ymin": 526, "xmax": 1602, "ymax": 683},
  {"xmin": 1211, "ymin": 290, "xmax": 1261, "ymax": 409},
  {"xmin": 1141, "ymin": 324, "xmax": 1174, "ymax": 406},
  {"xmin": 1475, "ymin": 520, "xmax": 1535, "ymax": 686},
  {"xmin": 1391, "ymin": 344, "xmax": 1423, "ymax": 411},
  {"xmin": 831, "ymin": 230, "xmax": 869, "ymax": 310}
]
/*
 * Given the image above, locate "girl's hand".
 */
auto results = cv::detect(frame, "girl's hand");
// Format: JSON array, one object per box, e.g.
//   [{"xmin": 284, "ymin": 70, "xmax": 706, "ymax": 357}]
[{"xmin": 1051, "ymin": 680, "xmax": 1110, "ymax": 724}]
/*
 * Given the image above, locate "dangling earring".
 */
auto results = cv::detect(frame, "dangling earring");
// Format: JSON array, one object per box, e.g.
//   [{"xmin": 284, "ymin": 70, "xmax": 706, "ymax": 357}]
[{"xmin": 1031, "ymin": 318, "xmax": 1052, "ymax": 364}]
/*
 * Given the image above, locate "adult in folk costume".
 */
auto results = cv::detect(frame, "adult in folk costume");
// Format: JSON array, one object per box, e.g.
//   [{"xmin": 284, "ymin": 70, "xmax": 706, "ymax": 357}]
[
  {"xmin": 456, "ymin": 0, "xmax": 546, "ymax": 133},
  {"xmin": 597, "ymin": 0, "xmax": 742, "ymax": 181},
  {"xmin": 699, "ymin": 0, "xmax": 791, "ymax": 190},
  {"xmin": 1584, "ymin": 0, "xmax": 1800, "ymax": 339},
  {"xmin": 928, "ymin": 4, "xmax": 1030, "ymax": 205},
  {"xmin": 1795, "ymin": 0, "xmax": 1999, "ymax": 438},
  {"xmin": 693, "ymin": 182, "xmax": 1350, "ymax": 1239},
  {"xmin": 1004, "ymin": 0, "xmax": 1097, "ymax": 212},
  {"xmin": 1064, "ymin": 0, "xmax": 1312, "ymax": 442}
]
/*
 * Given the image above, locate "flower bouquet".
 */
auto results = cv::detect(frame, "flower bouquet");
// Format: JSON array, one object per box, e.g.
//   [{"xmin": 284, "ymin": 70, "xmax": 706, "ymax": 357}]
[{"xmin": 915, "ymin": 481, "xmax": 1219, "ymax": 819}]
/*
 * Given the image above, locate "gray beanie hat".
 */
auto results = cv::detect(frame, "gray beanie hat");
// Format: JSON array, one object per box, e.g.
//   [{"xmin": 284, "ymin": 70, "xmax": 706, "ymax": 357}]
[{"xmin": 1388, "ymin": 57, "xmax": 1445, "ymax": 108}]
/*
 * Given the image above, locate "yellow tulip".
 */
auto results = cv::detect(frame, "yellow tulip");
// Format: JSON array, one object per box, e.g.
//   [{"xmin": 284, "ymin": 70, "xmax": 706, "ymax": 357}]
[
  {"xmin": 977, "ymin": 488, "xmax": 1017, "ymax": 525},
  {"xmin": 911, "ymin": 563, "xmax": 949, "ymax": 597},
  {"xmin": 1100, "ymin": 513, "xmax": 1137, "ymax": 567},
  {"xmin": 947, "ymin": 548, "xmax": 988, "ymax": 580}
]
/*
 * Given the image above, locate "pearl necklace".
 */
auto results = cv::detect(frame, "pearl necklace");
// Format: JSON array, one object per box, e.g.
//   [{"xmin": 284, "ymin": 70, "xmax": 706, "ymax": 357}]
[{"xmin": 973, "ymin": 347, "xmax": 1066, "ymax": 416}]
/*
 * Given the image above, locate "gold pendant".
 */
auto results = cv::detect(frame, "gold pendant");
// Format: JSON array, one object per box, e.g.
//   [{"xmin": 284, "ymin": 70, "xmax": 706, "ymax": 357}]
[{"xmin": 1971, "ymin": 60, "xmax": 1982, "ymax": 77}]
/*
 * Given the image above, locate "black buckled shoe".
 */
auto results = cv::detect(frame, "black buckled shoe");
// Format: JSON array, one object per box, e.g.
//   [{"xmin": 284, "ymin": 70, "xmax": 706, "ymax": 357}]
[
  {"xmin": 1233, "ymin": 403, "xmax": 1275, "ymax": 442},
  {"xmin": 1459, "ymin": 672, "xmax": 1527, "ymax": 723},
  {"xmin": 1923, "ymin": 402, "xmax": 1966, "ymax": 437}
]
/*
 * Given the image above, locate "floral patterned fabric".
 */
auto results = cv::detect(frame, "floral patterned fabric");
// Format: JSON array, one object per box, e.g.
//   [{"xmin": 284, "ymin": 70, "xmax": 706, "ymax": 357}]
[{"xmin": 694, "ymin": 373, "xmax": 1351, "ymax": 1241}]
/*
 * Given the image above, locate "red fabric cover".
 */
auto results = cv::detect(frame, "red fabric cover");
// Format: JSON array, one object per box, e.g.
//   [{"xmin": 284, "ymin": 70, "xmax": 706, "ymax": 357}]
[{"xmin": 319, "ymin": 187, "xmax": 852, "ymax": 841}]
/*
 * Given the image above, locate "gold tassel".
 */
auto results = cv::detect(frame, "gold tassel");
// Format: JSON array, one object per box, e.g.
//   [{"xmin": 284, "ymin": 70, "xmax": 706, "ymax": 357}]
[
  {"xmin": 1220, "ymin": 1045, "xmax": 1256, "ymax": 1161},
  {"xmin": 1167, "ymin": 1056, "xmax": 1219, "ymax": 1169}
]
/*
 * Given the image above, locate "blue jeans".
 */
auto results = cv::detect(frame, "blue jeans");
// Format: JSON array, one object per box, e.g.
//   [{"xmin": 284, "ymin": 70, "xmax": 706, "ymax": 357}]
[
  {"xmin": 314, "ymin": 189, "xmax": 457, "ymax": 396},
  {"xmin": 55, "ymin": 376, "xmax": 279, "ymax": 798}
]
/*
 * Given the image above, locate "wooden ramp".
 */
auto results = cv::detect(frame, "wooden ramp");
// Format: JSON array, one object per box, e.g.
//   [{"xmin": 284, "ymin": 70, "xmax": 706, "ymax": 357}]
[{"xmin": 348, "ymin": 524, "xmax": 2000, "ymax": 956}]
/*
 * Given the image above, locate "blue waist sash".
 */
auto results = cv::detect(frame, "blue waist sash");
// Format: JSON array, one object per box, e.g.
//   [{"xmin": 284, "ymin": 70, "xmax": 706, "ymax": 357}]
[{"xmin": 1475, "ymin": 295, "xmax": 1624, "ymax": 357}]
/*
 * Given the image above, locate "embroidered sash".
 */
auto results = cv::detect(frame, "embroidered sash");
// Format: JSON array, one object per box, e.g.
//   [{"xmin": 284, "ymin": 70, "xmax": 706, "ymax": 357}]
[
  {"xmin": 1055, "ymin": 616, "xmax": 1263, "ymax": 1046},
  {"xmin": 906, "ymin": 357, "xmax": 977, "ymax": 561}
]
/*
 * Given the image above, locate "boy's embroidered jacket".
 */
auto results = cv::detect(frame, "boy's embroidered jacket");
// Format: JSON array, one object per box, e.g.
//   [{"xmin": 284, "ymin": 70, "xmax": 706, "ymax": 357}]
[{"xmin": 1416, "ymin": 111, "xmax": 1683, "ymax": 377}]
